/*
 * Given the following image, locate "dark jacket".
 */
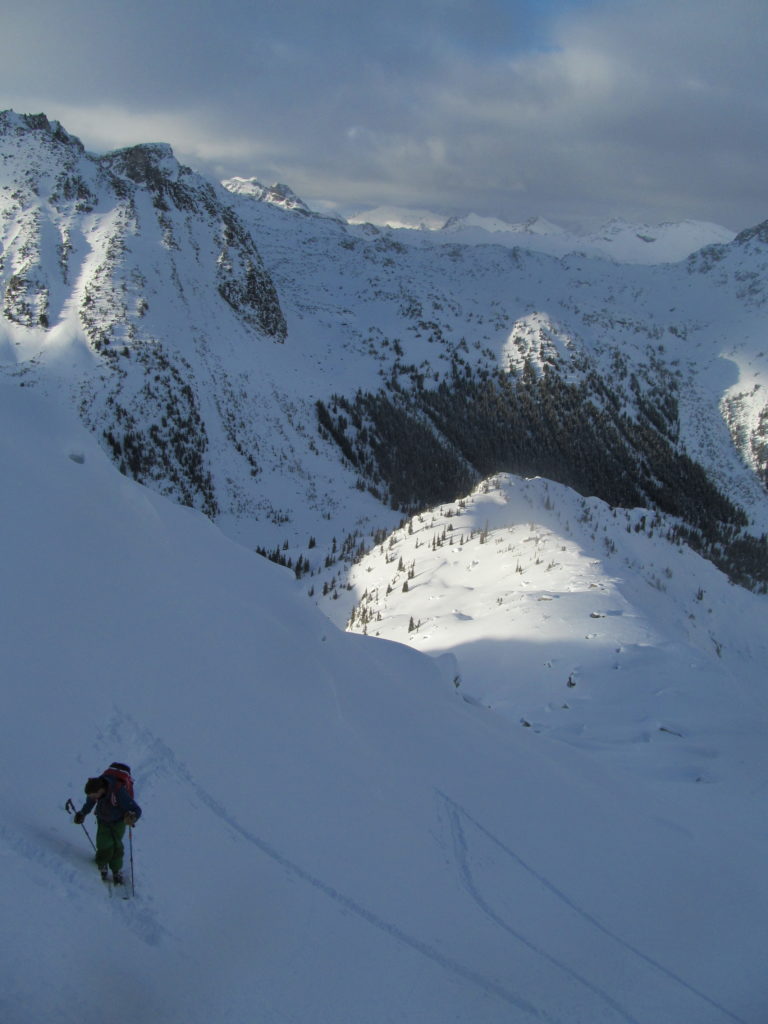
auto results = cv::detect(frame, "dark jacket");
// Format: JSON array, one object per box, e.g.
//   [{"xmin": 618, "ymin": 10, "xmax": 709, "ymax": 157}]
[{"xmin": 79, "ymin": 776, "xmax": 142, "ymax": 825}]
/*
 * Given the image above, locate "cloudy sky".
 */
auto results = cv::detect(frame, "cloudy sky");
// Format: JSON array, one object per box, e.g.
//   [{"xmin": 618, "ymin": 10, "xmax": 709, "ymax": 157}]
[{"xmin": 2, "ymin": 0, "xmax": 766, "ymax": 229}]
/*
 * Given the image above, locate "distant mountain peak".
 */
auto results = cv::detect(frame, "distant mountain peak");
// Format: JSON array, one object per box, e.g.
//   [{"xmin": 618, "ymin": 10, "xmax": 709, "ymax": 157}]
[
  {"xmin": 377, "ymin": 209, "xmax": 735, "ymax": 264},
  {"xmin": 222, "ymin": 177, "xmax": 311, "ymax": 214},
  {"xmin": 346, "ymin": 202, "xmax": 735, "ymax": 264},
  {"xmin": 348, "ymin": 206, "xmax": 446, "ymax": 230},
  {"xmin": 442, "ymin": 213, "xmax": 564, "ymax": 236}
]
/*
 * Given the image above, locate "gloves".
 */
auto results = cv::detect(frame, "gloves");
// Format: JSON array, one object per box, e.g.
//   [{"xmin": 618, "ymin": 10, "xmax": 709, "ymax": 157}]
[
  {"xmin": 124, "ymin": 812, "xmax": 137, "ymax": 826},
  {"xmin": 73, "ymin": 812, "xmax": 85, "ymax": 824}
]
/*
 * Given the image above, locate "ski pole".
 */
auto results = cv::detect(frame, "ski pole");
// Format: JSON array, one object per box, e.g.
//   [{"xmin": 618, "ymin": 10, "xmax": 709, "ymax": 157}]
[
  {"xmin": 128, "ymin": 825, "xmax": 135, "ymax": 897},
  {"xmin": 65, "ymin": 797, "xmax": 96, "ymax": 851}
]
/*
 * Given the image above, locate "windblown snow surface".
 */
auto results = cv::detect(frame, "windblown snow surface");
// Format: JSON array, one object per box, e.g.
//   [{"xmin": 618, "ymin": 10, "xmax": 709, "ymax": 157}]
[{"xmin": 2, "ymin": 375, "xmax": 768, "ymax": 1024}]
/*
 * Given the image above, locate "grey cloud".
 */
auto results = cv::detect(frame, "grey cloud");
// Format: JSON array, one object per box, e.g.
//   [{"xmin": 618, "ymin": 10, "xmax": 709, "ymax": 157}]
[{"xmin": 2, "ymin": 0, "xmax": 766, "ymax": 229}]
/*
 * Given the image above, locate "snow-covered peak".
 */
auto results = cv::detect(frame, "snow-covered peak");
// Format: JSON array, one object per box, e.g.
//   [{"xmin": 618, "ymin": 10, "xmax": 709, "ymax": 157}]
[
  {"xmin": 345, "ymin": 200, "xmax": 734, "ymax": 264},
  {"xmin": 347, "ymin": 205, "xmax": 447, "ymax": 230},
  {"xmin": 591, "ymin": 217, "xmax": 736, "ymax": 262},
  {"xmin": 99, "ymin": 141, "xmax": 184, "ymax": 186},
  {"xmin": 222, "ymin": 176, "xmax": 312, "ymax": 214},
  {"xmin": 0, "ymin": 109, "xmax": 85, "ymax": 153},
  {"xmin": 442, "ymin": 213, "xmax": 563, "ymax": 236},
  {"xmin": 430, "ymin": 213, "xmax": 736, "ymax": 264}
]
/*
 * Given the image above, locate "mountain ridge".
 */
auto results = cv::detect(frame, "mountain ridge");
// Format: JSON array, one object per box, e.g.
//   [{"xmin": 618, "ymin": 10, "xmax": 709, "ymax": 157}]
[
  {"xmin": 348, "ymin": 206, "xmax": 736, "ymax": 265},
  {"xmin": 1, "ymin": 111, "xmax": 767, "ymax": 592}
]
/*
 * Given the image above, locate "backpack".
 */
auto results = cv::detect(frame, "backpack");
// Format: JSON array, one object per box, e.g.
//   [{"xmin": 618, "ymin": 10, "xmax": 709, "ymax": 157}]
[{"xmin": 103, "ymin": 762, "xmax": 134, "ymax": 801}]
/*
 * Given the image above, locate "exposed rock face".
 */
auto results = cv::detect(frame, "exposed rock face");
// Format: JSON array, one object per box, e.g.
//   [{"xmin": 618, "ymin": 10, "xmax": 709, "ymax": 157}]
[{"xmin": 0, "ymin": 111, "xmax": 286, "ymax": 517}]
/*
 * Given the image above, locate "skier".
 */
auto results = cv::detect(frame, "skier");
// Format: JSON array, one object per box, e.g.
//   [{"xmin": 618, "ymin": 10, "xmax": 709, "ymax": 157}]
[{"xmin": 73, "ymin": 771, "xmax": 142, "ymax": 885}]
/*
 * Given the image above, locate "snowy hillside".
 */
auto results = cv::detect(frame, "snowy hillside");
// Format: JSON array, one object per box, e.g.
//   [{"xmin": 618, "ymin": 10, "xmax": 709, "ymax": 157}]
[
  {"xmin": 339, "ymin": 475, "xmax": 768, "ymax": 761},
  {"xmin": 3, "ymin": 342, "xmax": 768, "ymax": 1024}
]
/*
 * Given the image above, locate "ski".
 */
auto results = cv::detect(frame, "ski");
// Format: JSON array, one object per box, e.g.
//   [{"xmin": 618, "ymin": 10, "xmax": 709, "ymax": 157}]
[
  {"xmin": 100, "ymin": 872, "xmax": 130, "ymax": 900},
  {"xmin": 112, "ymin": 877, "xmax": 131, "ymax": 900}
]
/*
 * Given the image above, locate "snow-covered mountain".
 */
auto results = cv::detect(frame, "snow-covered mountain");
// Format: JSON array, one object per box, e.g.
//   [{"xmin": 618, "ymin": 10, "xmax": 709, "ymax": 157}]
[
  {"xmin": 348, "ymin": 204, "xmax": 449, "ymax": 231},
  {"xmin": 354, "ymin": 209, "xmax": 737, "ymax": 265},
  {"xmin": 3, "ymin": 109, "xmax": 768, "ymax": 1023},
  {"xmin": 221, "ymin": 176, "xmax": 313, "ymax": 215},
  {"xmin": 2, "ymin": 110, "xmax": 767, "ymax": 593}
]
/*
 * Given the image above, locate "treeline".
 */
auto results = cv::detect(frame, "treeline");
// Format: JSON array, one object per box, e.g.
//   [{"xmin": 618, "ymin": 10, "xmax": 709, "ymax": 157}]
[
  {"xmin": 317, "ymin": 391, "xmax": 476, "ymax": 509},
  {"xmin": 317, "ymin": 358, "xmax": 768, "ymax": 591}
]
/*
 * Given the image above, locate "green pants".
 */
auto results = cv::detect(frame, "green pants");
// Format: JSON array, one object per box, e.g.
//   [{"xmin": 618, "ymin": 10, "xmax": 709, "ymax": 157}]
[{"xmin": 95, "ymin": 820, "xmax": 127, "ymax": 872}]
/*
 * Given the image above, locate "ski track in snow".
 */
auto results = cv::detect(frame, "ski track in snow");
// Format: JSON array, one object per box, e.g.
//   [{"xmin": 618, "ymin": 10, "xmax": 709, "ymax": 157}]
[
  {"xmin": 440, "ymin": 793, "xmax": 747, "ymax": 1024},
  {"xmin": 183, "ymin": 789, "xmax": 556, "ymax": 1019},
  {"xmin": 1, "ymin": 815, "xmax": 168, "ymax": 948},
  {"xmin": 123, "ymin": 722, "xmax": 556, "ymax": 1022},
  {"xmin": 442, "ymin": 799, "xmax": 643, "ymax": 1023},
  {"xmin": 56, "ymin": 713, "xmax": 752, "ymax": 1023}
]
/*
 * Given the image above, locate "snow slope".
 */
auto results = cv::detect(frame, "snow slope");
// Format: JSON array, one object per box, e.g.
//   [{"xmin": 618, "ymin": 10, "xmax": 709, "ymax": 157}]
[
  {"xmin": 3, "ymin": 371, "xmax": 768, "ymax": 1021},
  {"xmin": 341, "ymin": 475, "xmax": 768, "ymax": 770}
]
